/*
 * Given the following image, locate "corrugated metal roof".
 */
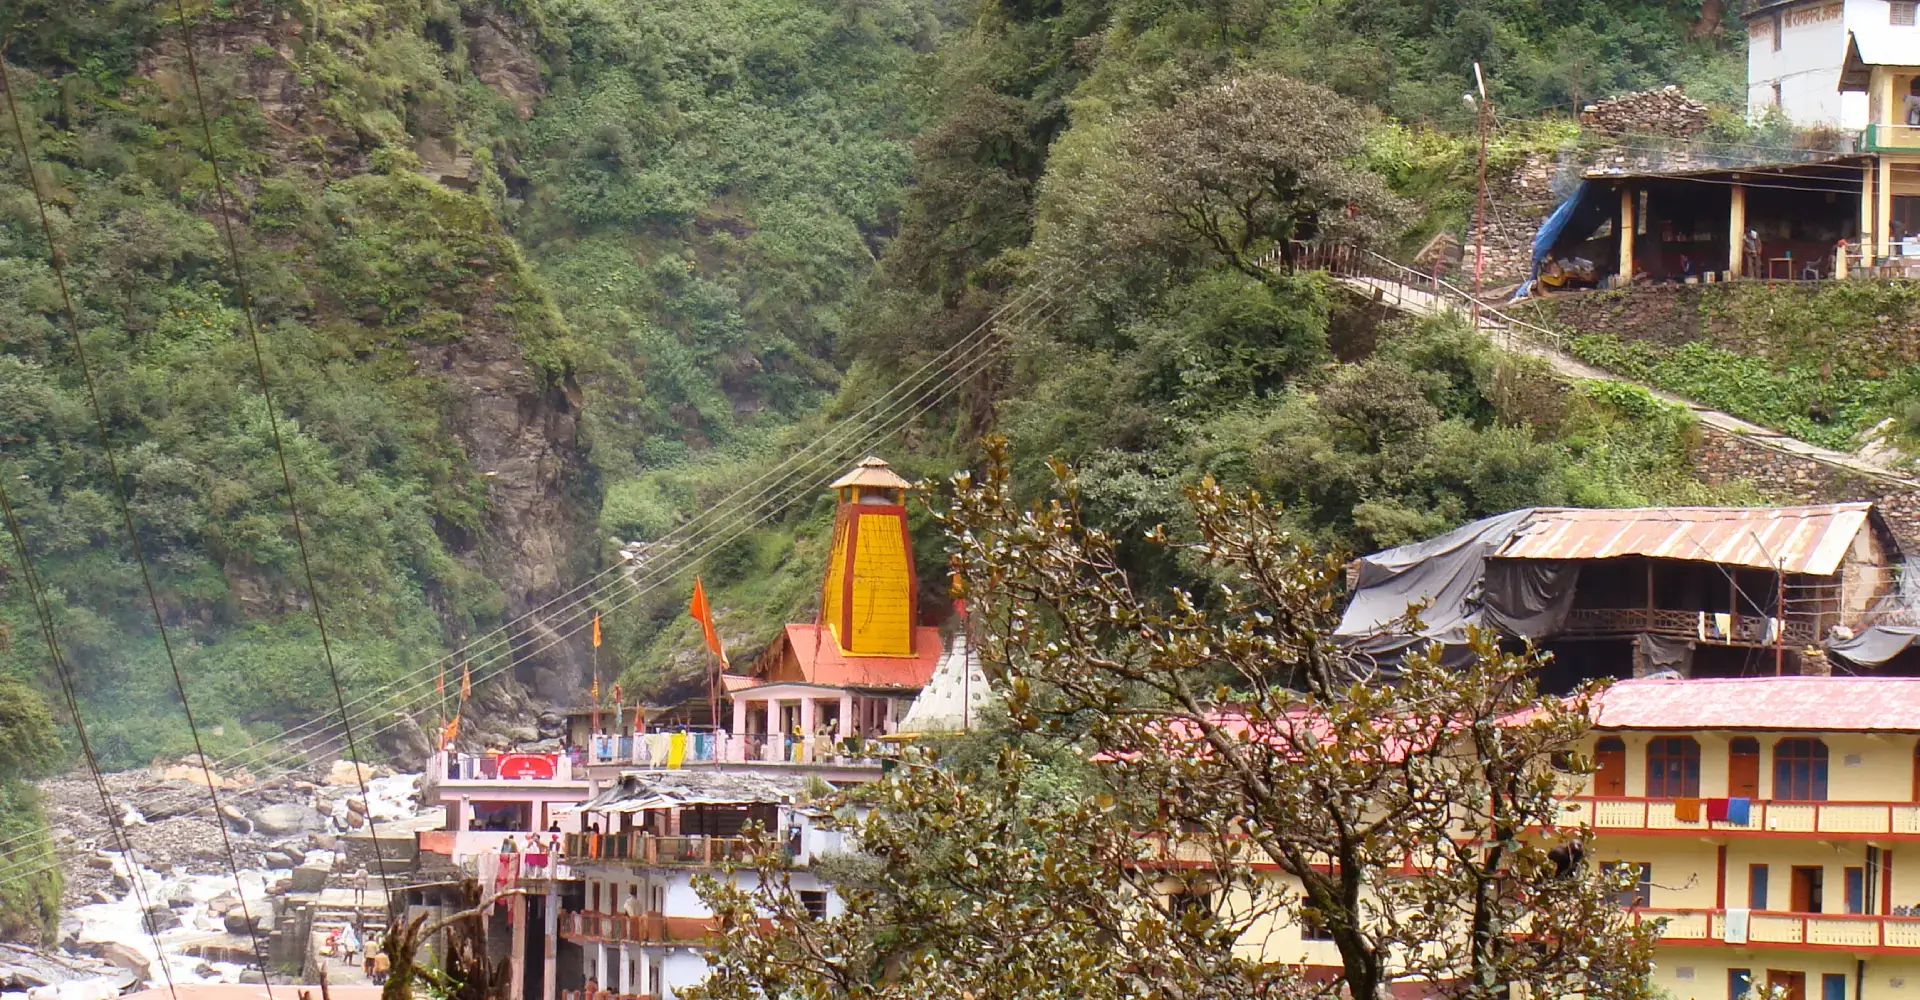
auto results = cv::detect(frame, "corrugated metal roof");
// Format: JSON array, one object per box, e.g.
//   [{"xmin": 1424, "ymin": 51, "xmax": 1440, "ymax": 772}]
[
  {"xmin": 567, "ymin": 771, "xmax": 813, "ymax": 813},
  {"xmin": 829, "ymin": 456, "xmax": 913, "ymax": 490},
  {"xmin": 1591, "ymin": 676, "xmax": 1920, "ymax": 732},
  {"xmin": 1492, "ymin": 503, "xmax": 1875, "ymax": 575}
]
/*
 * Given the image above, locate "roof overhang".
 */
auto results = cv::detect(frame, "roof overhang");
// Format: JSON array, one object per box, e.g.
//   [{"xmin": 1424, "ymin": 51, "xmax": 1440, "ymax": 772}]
[{"xmin": 1840, "ymin": 30, "xmax": 1920, "ymax": 93}]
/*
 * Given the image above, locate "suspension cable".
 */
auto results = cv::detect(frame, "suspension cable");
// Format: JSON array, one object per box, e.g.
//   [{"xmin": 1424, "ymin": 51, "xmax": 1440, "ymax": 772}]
[
  {"xmin": 0, "ymin": 47, "xmax": 279, "ymax": 992},
  {"xmin": 163, "ymin": 0, "xmax": 394, "ymax": 915}
]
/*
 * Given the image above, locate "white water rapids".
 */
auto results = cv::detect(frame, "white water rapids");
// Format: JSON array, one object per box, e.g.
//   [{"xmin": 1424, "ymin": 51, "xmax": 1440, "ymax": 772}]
[{"xmin": 59, "ymin": 773, "xmax": 429, "ymax": 992}]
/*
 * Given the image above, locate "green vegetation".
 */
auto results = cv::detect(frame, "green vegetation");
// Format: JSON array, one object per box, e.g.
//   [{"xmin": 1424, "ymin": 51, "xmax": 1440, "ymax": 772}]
[
  {"xmin": 0, "ymin": 0, "xmax": 1762, "ymax": 769},
  {"xmin": 1570, "ymin": 333, "xmax": 1919, "ymax": 452}
]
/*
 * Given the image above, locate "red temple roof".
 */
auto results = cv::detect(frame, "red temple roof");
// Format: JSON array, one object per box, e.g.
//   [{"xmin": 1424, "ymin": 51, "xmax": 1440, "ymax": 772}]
[{"xmin": 729, "ymin": 623, "xmax": 944, "ymax": 692}]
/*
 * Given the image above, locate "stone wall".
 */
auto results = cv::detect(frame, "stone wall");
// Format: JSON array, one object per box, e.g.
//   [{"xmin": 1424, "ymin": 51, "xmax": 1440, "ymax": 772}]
[
  {"xmin": 1692, "ymin": 426, "xmax": 1920, "ymax": 548},
  {"xmin": 1512, "ymin": 280, "xmax": 1920, "ymax": 371}
]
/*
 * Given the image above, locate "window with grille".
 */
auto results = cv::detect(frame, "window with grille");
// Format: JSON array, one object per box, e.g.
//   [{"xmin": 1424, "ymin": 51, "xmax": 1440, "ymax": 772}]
[
  {"xmin": 1773, "ymin": 738, "xmax": 1829, "ymax": 801},
  {"xmin": 1645, "ymin": 736, "xmax": 1701, "ymax": 798},
  {"xmin": 1895, "ymin": 1, "xmax": 1917, "ymax": 26},
  {"xmin": 799, "ymin": 889, "xmax": 829, "ymax": 920}
]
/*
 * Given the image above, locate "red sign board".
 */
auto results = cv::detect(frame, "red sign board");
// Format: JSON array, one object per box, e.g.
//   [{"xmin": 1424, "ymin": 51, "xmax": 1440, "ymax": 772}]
[{"xmin": 495, "ymin": 753, "xmax": 557, "ymax": 780}]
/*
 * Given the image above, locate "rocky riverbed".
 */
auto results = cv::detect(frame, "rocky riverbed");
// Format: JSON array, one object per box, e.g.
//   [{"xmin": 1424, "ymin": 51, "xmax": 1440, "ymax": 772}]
[{"xmin": 34, "ymin": 762, "xmax": 430, "ymax": 990}]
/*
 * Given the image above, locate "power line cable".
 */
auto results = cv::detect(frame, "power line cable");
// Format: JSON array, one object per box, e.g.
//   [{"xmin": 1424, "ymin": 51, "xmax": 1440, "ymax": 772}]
[
  {"xmin": 0, "ymin": 46, "xmax": 279, "ymax": 992},
  {"xmin": 163, "ymin": 0, "xmax": 394, "ymax": 914},
  {"xmin": 0, "ymin": 280, "xmax": 1063, "ymax": 872},
  {"xmin": 0, "ymin": 293, "xmax": 1054, "ymax": 893},
  {"xmin": 0, "ymin": 473, "xmax": 183, "ymax": 1000}
]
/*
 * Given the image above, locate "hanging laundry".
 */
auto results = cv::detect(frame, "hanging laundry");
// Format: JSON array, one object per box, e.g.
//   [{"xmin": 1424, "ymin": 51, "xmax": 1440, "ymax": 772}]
[
  {"xmin": 667, "ymin": 732, "xmax": 688, "ymax": 768},
  {"xmin": 1705, "ymin": 798, "xmax": 1730, "ymax": 822},
  {"xmin": 1673, "ymin": 797, "xmax": 1701, "ymax": 822},
  {"xmin": 1725, "ymin": 797, "xmax": 1751, "ymax": 825}
]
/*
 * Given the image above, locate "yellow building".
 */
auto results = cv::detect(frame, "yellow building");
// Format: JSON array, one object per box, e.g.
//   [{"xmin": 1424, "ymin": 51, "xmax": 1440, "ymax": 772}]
[{"xmin": 1574, "ymin": 676, "xmax": 1920, "ymax": 1000}]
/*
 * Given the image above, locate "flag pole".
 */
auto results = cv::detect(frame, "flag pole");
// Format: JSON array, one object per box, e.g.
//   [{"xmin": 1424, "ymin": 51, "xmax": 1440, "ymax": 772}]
[{"xmin": 591, "ymin": 610, "xmax": 601, "ymax": 737}]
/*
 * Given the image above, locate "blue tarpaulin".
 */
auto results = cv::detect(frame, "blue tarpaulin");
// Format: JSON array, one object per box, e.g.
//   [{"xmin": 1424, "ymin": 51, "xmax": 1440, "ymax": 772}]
[{"xmin": 1529, "ymin": 179, "xmax": 1611, "ymax": 280}]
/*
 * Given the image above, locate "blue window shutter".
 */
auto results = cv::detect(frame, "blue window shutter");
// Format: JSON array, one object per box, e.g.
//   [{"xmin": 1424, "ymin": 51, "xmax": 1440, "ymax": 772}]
[
  {"xmin": 1846, "ymin": 867, "xmax": 1865, "ymax": 914},
  {"xmin": 1822, "ymin": 973, "xmax": 1847, "ymax": 1000}
]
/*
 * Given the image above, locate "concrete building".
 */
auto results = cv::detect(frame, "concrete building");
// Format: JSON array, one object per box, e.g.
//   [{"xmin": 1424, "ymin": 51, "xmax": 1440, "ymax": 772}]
[
  {"xmin": 1574, "ymin": 675, "xmax": 1920, "ymax": 1000},
  {"xmin": 1744, "ymin": 1, "xmax": 1920, "ymax": 128},
  {"xmin": 557, "ymin": 771, "xmax": 847, "ymax": 1000}
]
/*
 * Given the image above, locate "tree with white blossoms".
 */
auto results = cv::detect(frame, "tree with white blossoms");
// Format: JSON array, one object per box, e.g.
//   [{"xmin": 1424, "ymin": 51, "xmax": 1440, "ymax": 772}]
[{"xmin": 689, "ymin": 439, "xmax": 1659, "ymax": 1000}]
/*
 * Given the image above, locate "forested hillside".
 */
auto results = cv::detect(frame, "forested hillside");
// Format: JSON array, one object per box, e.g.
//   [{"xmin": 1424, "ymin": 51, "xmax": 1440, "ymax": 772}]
[{"xmin": 0, "ymin": 0, "xmax": 1760, "ymax": 926}]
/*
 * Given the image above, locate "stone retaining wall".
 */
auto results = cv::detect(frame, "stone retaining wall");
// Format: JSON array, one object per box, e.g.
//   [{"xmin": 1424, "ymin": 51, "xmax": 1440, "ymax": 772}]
[
  {"xmin": 1693, "ymin": 426, "xmax": 1920, "ymax": 548},
  {"xmin": 1512, "ymin": 280, "xmax": 1920, "ymax": 371}
]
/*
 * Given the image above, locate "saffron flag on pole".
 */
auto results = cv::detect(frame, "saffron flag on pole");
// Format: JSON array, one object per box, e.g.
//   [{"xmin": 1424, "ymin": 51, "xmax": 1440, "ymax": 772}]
[
  {"xmin": 592, "ymin": 612, "xmax": 602, "ymax": 649},
  {"xmin": 689, "ymin": 577, "xmax": 729, "ymax": 667},
  {"xmin": 460, "ymin": 663, "xmax": 471, "ymax": 700}
]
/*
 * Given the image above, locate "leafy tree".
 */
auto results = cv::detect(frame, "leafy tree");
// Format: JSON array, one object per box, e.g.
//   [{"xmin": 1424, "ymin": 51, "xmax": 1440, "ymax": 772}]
[
  {"xmin": 1111, "ymin": 73, "xmax": 1405, "ymax": 276},
  {"xmin": 694, "ymin": 442, "xmax": 1659, "ymax": 1000}
]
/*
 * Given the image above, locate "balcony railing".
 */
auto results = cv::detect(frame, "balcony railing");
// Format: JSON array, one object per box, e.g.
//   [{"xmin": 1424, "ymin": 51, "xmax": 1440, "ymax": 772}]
[
  {"xmin": 1560, "ymin": 608, "xmax": 1817, "ymax": 647},
  {"xmin": 564, "ymin": 832, "xmax": 794, "ymax": 867},
  {"xmin": 582, "ymin": 733, "xmax": 888, "ymax": 768},
  {"xmin": 560, "ymin": 911, "xmax": 773, "ymax": 945},
  {"xmin": 1561, "ymin": 797, "xmax": 1920, "ymax": 837},
  {"xmin": 1865, "ymin": 123, "xmax": 1920, "ymax": 152},
  {"xmin": 561, "ymin": 992, "xmax": 658, "ymax": 1000},
  {"xmin": 1633, "ymin": 908, "xmax": 1920, "ymax": 950}
]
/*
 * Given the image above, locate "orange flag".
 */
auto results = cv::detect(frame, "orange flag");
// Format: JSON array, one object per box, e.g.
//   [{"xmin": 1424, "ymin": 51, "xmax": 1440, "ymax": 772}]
[
  {"xmin": 689, "ymin": 577, "xmax": 729, "ymax": 667},
  {"xmin": 460, "ymin": 663, "xmax": 472, "ymax": 700},
  {"xmin": 441, "ymin": 715, "xmax": 461, "ymax": 749},
  {"xmin": 592, "ymin": 612, "xmax": 602, "ymax": 649}
]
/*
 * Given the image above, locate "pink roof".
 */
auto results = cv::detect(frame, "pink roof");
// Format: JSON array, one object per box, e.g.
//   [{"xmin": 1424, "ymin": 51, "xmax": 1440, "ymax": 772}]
[{"xmin": 1590, "ymin": 676, "xmax": 1920, "ymax": 732}]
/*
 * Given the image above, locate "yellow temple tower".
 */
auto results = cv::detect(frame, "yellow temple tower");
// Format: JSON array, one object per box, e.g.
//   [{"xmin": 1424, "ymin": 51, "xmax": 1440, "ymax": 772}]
[{"xmin": 820, "ymin": 456, "xmax": 918, "ymax": 657}]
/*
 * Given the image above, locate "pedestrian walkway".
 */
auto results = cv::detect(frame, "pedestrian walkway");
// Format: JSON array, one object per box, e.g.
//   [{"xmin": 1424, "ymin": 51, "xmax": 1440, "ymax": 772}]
[{"xmin": 1322, "ymin": 254, "xmax": 1920, "ymax": 491}]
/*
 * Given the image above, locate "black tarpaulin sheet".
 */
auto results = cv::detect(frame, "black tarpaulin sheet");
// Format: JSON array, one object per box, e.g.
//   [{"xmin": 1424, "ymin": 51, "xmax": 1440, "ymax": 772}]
[
  {"xmin": 1636, "ymin": 633, "xmax": 1693, "ymax": 673},
  {"xmin": 1484, "ymin": 558, "xmax": 1580, "ymax": 637},
  {"xmin": 1339, "ymin": 509, "xmax": 1584, "ymax": 672},
  {"xmin": 1828, "ymin": 626, "xmax": 1920, "ymax": 667}
]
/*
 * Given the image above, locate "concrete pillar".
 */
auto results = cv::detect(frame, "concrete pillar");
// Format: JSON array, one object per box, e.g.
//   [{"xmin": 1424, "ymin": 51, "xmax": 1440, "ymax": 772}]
[
  {"xmin": 460, "ymin": 795, "xmax": 473, "ymax": 832},
  {"xmin": 595, "ymin": 942, "xmax": 608, "ymax": 994},
  {"xmin": 838, "ymin": 692, "xmax": 854, "ymax": 740},
  {"xmin": 799, "ymin": 698, "xmax": 817, "ymax": 762},
  {"xmin": 510, "ymin": 894, "xmax": 528, "ymax": 1000},
  {"xmin": 1728, "ymin": 183, "xmax": 1746, "ymax": 279},
  {"xmin": 731, "ymin": 696, "xmax": 746, "ymax": 738},
  {"xmin": 1881, "ymin": 155, "xmax": 1896, "ymax": 261},
  {"xmin": 1863, "ymin": 165, "xmax": 1877, "ymax": 263},
  {"xmin": 1618, "ymin": 186, "xmax": 1635, "ymax": 285},
  {"xmin": 543, "ymin": 882, "xmax": 558, "ymax": 1000},
  {"xmin": 619, "ymin": 944, "xmax": 632, "ymax": 995}
]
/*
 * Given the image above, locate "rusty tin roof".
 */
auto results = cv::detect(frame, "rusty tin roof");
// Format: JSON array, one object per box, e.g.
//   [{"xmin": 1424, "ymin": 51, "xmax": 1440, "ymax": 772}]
[{"xmin": 1492, "ymin": 503, "xmax": 1880, "ymax": 576}]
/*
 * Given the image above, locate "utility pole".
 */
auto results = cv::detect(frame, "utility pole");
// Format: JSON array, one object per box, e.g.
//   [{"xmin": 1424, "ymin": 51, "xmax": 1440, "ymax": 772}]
[{"xmin": 1471, "ymin": 62, "xmax": 1492, "ymax": 301}]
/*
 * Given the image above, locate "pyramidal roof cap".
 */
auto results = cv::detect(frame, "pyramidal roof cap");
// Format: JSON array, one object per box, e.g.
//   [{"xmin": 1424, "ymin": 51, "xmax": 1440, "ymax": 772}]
[{"xmin": 830, "ymin": 456, "xmax": 913, "ymax": 490}]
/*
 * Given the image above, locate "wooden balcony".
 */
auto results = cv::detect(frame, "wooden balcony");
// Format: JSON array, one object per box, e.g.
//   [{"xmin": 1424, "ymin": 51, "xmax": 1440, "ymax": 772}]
[
  {"xmin": 1633, "ymin": 908, "xmax": 1920, "ymax": 953},
  {"xmin": 1560, "ymin": 797, "xmax": 1920, "ymax": 838},
  {"xmin": 1559, "ymin": 607, "xmax": 1818, "ymax": 647}
]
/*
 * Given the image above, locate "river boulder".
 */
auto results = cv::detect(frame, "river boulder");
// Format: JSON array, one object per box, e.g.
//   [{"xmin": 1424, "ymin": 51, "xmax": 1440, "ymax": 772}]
[{"xmin": 249, "ymin": 804, "xmax": 324, "ymax": 836}]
